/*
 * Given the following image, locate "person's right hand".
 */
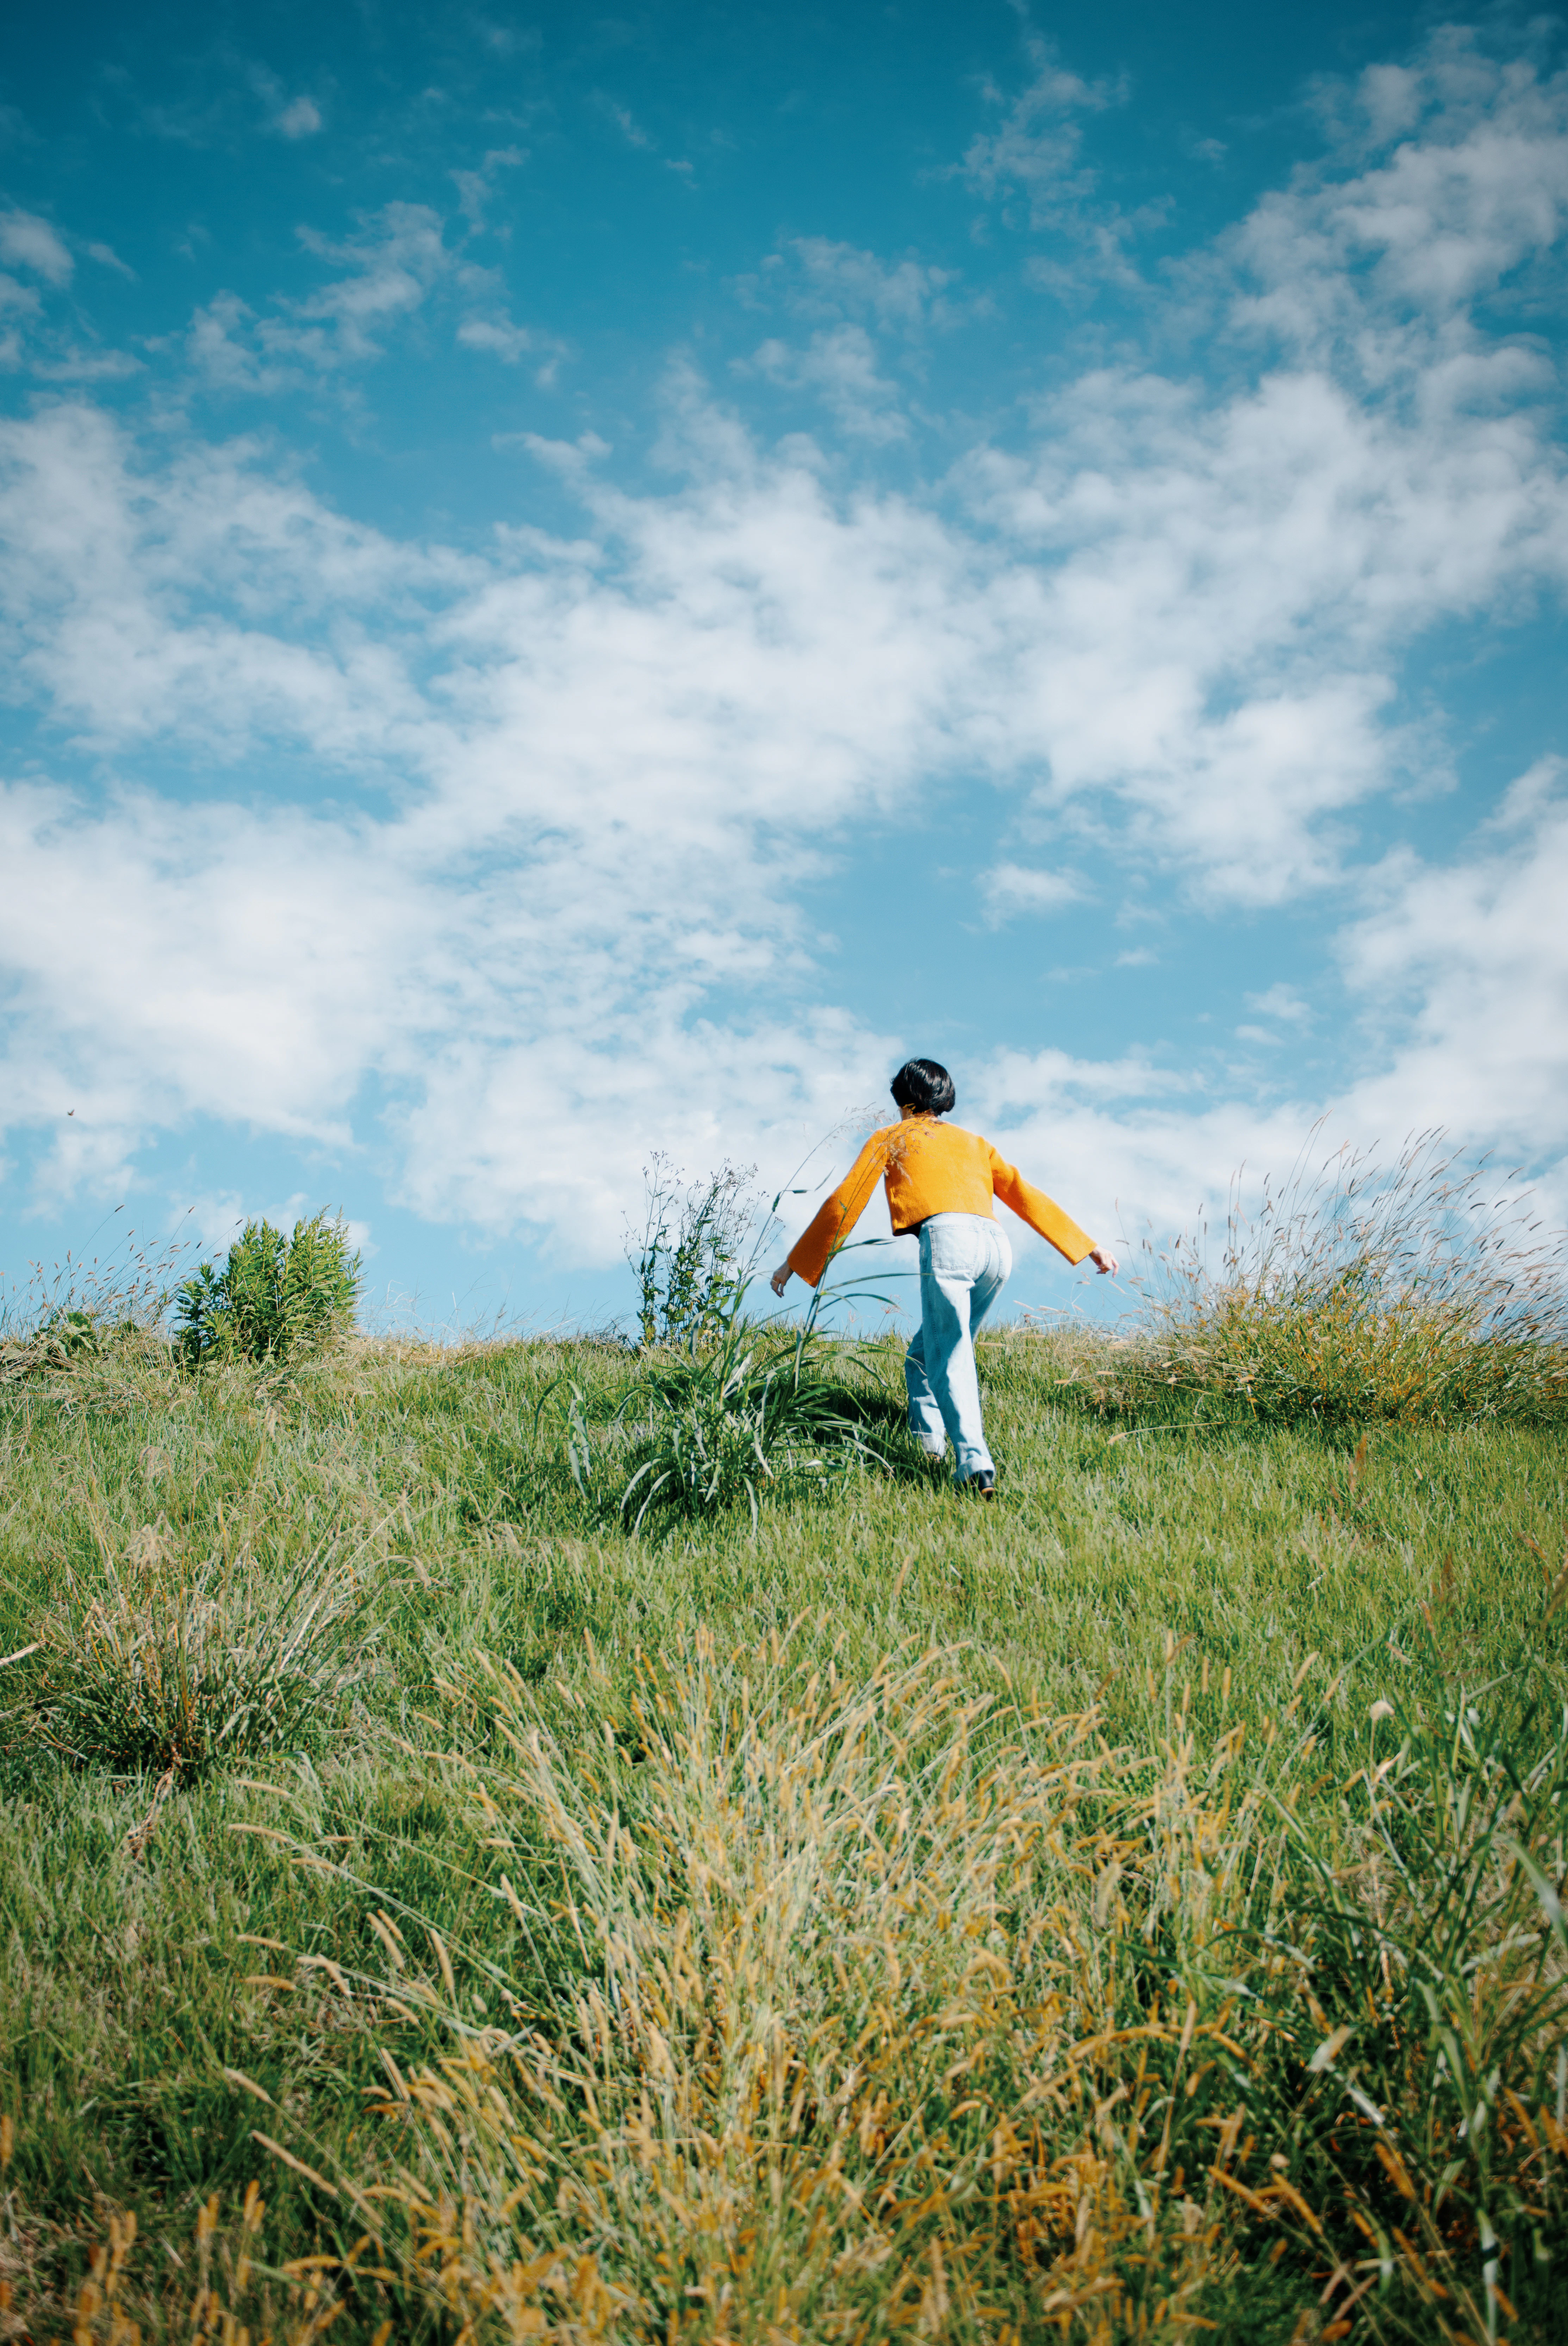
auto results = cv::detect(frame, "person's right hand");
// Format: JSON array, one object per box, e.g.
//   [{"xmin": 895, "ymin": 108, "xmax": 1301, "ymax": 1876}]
[
  {"xmin": 770, "ymin": 1260, "xmax": 794, "ymax": 1297},
  {"xmin": 1089, "ymin": 1245, "xmax": 1119, "ymax": 1276}
]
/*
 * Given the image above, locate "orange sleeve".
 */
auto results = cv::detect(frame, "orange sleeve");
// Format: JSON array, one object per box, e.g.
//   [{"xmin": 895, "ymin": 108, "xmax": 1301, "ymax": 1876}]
[
  {"xmin": 786, "ymin": 1131, "xmax": 891, "ymax": 1287},
  {"xmin": 987, "ymin": 1146, "xmax": 1095, "ymax": 1266}
]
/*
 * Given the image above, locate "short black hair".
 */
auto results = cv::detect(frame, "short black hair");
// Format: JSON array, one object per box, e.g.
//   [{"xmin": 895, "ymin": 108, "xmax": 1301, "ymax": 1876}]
[{"xmin": 890, "ymin": 1057, "xmax": 956, "ymax": 1115}]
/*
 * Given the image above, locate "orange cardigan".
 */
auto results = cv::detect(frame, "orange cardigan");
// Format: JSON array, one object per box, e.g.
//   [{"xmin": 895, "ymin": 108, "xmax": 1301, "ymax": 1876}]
[{"xmin": 786, "ymin": 1116, "xmax": 1095, "ymax": 1288}]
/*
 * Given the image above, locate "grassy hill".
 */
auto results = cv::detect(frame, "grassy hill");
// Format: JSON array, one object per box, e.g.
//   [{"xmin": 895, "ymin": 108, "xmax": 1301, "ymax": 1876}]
[{"xmin": 1, "ymin": 1323, "xmax": 1565, "ymax": 2344}]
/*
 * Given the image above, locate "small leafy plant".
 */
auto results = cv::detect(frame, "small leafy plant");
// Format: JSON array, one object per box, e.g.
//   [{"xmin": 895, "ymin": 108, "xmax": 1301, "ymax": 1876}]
[
  {"xmin": 174, "ymin": 1211, "xmax": 360, "ymax": 1370},
  {"xmin": 625, "ymin": 1155, "xmax": 764, "ymax": 1350}
]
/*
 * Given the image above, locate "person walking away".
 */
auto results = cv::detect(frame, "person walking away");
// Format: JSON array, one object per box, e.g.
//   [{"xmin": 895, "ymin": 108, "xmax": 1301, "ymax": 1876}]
[{"xmin": 770, "ymin": 1058, "xmax": 1118, "ymax": 1496}]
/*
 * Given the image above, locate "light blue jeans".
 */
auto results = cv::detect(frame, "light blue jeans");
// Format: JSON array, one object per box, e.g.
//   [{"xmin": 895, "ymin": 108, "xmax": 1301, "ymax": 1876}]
[{"xmin": 904, "ymin": 1212, "xmax": 1012, "ymax": 1483}]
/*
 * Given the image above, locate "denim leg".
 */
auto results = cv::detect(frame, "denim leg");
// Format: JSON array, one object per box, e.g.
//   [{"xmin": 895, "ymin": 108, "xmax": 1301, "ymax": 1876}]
[
  {"xmin": 904, "ymin": 1322, "xmax": 948, "ymax": 1455},
  {"xmin": 915, "ymin": 1217, "xmax": 1012, "ymax": 1482},
  {"xmin": 922, "ymin": 1266, "xmax": 990, "ymax": 1479},
  {"xmin": 966, "ymin": 1236, "xmax": 1010, "ymax": 1344}
]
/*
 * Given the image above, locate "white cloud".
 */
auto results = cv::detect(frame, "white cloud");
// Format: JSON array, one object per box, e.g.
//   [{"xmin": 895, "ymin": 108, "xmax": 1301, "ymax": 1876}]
[
  {"xmin": 1186, "ymin": 31, "xmax": 1568, "ymax": 369},
  {"xmin": 292, "ymin": 203, "xmax": 450, "ymax": 360},
  {"xmin": 191, "ymin": 205, "xmax": 453, "ymax": 386},
  {"xmin": 782, "ymin": 238, "xmax": 956, "ymax": 331},
  {"xmin": 955, "ymin": 45, "xmax": 1568, "ymax": 899},
  {"xmin": 187, "ymin": 290, "xmax": 299, "ymax": 393},
  {"xmin": 29, "ymin": 345, "xmax": 141, "ymax": 382},
  {"xmin": 599, "ymin": 97, "xmax": 653, "ymax": 151},
  {"xmin": 1244, "ymin": 984, "xmax": 1313, "ymax": 1024},
  {"xmin": 972, "ymin": 764, "xmax": 1568, "ymax": 1249},
  {"xmin": 453, "ymin": 146, "xmax": 527, "ymax": 226},
  {"xmin": 1339, "ymin": 759, "xmax": 1568, "ymax": 1158},
  {"xmin": 0, "ymin": 209, "xmax": 72, "ymax": 285},
  {"xmin": 746, "ymin": 325, "xmax": 909, "ymax": 440},
  {"xmin": 458, "ymin": 310, "xmax": 537, "ymax": 365},
  {"xmin": 0, "ymin": 402, "xmax": 471, "ymax": 753},
  {"xmin": 274, "ymin": 95, "xmax": 323, "ymax": 140},
  {"xmin": 734, "ymin": 237, "xmax": 960, "ymax": 440},
  {"xmin": 960, "ymin": 35, "xmax": 1124, "ymax": 217},
  {"xmin": 982, "ymin": 862, "xmax": 1083, "ymax": 921},
  {"xmin": 2, "ymin": 35, "xmax": 1568, "ymax": 1264},
  {"xmin": 87, "ymin": 241, "xmax": 136, "ymax": 279},
  {"xmin": 0, "ymin": 395, "xmax": 997, "ymax": 1241},
  {"xmin": 248, "ymin": 62, "xmax": 324, "ymax": 142},
  {"xmin": 964, "ymin": 1046, "xmax": 1321, "ymax": 1266}
]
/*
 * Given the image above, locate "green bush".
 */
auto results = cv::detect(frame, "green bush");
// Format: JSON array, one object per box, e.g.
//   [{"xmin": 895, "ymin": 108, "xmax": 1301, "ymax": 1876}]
[{"xmin": 173, "ymin": 1211, "xmax": 360, "ymax": 1370}]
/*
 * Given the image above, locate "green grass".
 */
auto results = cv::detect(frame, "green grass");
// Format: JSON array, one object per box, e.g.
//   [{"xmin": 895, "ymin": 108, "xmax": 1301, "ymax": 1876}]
[{"xmin": 1, "ymin": 1324, "xmax": 1565, "ymax": 2343}]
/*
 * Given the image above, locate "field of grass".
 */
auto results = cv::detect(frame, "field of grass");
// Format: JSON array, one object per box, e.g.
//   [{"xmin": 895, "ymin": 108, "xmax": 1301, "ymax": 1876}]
[{"xmin": 1, "ymin": 1321, "xmax": 1565, "ymax": 2344}]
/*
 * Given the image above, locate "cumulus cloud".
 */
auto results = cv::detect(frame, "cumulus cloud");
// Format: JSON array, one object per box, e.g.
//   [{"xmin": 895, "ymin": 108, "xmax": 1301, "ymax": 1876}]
[
  {"xmin": 273, "ymin": 95, "xmax": 323, "ymax": 140},
  {"xmin": 189, "ymin": 204, "xmax": 452, "ymax": 386},
  {"xmin": 775, "ymin": 238, "xmax": 957, "ymax": 331},
  {"xmin": 745, "ymin": 324, "xmax": 910, "ymax": 440},
  {"xmin": 0, "ymin": 393, "xmax": 992, "ymax": 1240},
  {"xmin": 0, "ymin": 271, "xmax": 40, "ymax": 318},
  {"xmin": 290, "ymin": 203, "xmax": 450, "ymax": 361},
  {"xmin": 959, "ymin": 33, "xmax": 1124, "ymax": 217},
  {"xmin": 189, "ymin": 196, "xmax": 556, "ymax": 391},
  {"xmin": 458, "ymin": 308, "xmax": 548, "ymax": 368},
  {"xmin": 1339, "ymin": 759, "xmax": 1568, "ymax": 1158},
  {"xmin": 957, "ymin": 39, "xmax": 1568, "ymax": 899},
  {"xmin": 982, "ymin": 863, "xmax": 1083, "ymax": 921},
  {"xmin": 1243, "ymin": 985, "xmax": 1313, "ymax": 1026},
  {"xmin": 452, "ymin": 146, "xmax": 527, "ymax": 227},
  {"xmin": 0, "ymin": 208, "xmax": 72, "ymax": 285},
  {"xmin": 248, "ymin": 62, "xmax": 324, "ymax": 142},
  {"xmin": 598, "ymin": 97, "xmax": 654, "ymax": 151},
  {"xmin": 734, "ymin": 236, "xmax": 961, "ymax": 439},
  {"xmin": 1, "ymin": 30, "xmax": 1567, "ymax": 1266},
  {"xmin": 87, "ymin": 240, "xmax": 136, "ymax": 278}
]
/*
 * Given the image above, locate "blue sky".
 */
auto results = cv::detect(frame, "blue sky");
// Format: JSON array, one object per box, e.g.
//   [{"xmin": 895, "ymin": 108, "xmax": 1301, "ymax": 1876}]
[{"xmin": 1, "ymin": 0, "xmax": 1566, "ymax": 1332}]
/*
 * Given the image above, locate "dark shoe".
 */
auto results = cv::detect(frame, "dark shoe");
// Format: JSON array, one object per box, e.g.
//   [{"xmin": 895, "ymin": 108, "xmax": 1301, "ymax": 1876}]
[{"xmin": 962, "ymin": 1471, "xmax": 996, "ymax": 1499}]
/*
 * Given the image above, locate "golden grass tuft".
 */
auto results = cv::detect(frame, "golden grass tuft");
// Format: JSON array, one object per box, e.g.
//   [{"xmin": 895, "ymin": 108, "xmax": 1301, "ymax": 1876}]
[
  {"xmin": 276, "ymin": 1613, "xmax": 1568, "ymax": 2340},
  {"xmin": 1085, "ymin": 1132, "xmax": 1568, "ymax": 1428}
]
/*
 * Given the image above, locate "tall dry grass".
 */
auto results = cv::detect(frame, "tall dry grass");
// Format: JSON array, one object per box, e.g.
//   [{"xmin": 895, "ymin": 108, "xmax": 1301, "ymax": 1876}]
[
  {"xmin": 259, "ymin": 1592, "xmax": 1568, "ymax": 2341},
  {"xmin": 3, "ymin": 2155, "xmax": 356, "ymax": 2346},
  {"xmin": 1094, "ymin": 1132, "xmax": 1568, "ymax": 1427},
  {"xmin": 9, "ymin": 1522, "xmax": 374, "ymax": 1779},
  {"xmin": 0, "ymin": 1209, "xmax": 195, "ymax": 1388}
]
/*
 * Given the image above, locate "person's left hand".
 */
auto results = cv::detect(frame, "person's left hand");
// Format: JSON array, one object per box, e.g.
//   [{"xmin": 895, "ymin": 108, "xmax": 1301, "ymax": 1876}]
[
  {"xmin": 1089, "ymin": 1245, "xmax": 1119, "ymax": 1276},
  {"xmin": 770, "ymin": 1260, "xmax": 794, "ymax": 1297}
]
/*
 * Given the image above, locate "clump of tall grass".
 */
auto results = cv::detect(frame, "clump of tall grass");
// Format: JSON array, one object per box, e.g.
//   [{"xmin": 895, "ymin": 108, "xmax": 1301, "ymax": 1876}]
[
  {"xmin": 9, "ymin": 1525, "xmax": 373, "ymax": 1779},
  {"xmin": 174, "ymin": 1211, "xmax": 361, "ymax": 1371},
  {"xmin": 1098, "ymin": 1131, "xmax": 1568, "ymax": 1427},
  {"xmin": 10, "ymin": 2169, "xmax": 340, "ymax": 2346},
  {"xmin": 276, "ymin": 1591, "xmax": 1568, "ymax": 2340},
  {"xmin": 605, "ymin": 1296, "xmax": 909, "ymax": 1528},
  {"xmin": 602, "ymin": 1144, "xmax": 918, "ymax": 1526},
  {"xmin": 0, "ymin": 1205, "xmax": 196, "ymax": 1379},
  {"xmin": 0, "ymin": 1304, "xmax": 127, "ymax": 1386}
]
